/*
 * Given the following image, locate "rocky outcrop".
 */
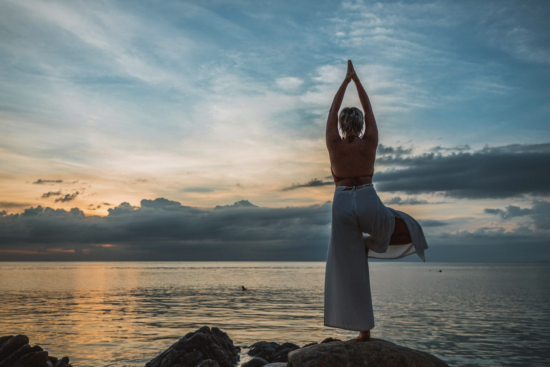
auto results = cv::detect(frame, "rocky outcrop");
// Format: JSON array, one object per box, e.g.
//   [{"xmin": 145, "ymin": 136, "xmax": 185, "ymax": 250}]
[
  {"xmin": 2, "ymin": 328, "xmax": 448, "ymax": 367},
  {"xmin": 145, "ymin": 326, "xmax": 240, "ymax": 367},
  {"xmin": 287, "ymin": 338, "xmax": 449, "ymax": 367},
  {"xmin": 0, "ymin": 335, "xmax": 73, "ymax": 367},
  {"xmin": 248, "ymin": 342, "xmax": 300, "ymax": 364}
]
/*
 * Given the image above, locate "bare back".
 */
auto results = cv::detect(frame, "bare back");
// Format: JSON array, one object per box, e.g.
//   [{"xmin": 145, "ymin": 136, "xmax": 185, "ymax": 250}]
[{"xmin": 327, "ymin": 136, "xmax": 377, "ymax": 185}]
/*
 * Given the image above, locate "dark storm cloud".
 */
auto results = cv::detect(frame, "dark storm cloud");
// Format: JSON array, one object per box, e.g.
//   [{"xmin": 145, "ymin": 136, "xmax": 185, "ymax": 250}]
[
  {"xmin": 41, "ymin": 191, "xmax": 62, "ymax": 198},
  {"xmin": 0, "ymin": 197, "xmax": 548, "ymax": 261},
  {"xmin": 33, "ymin": 179, "xmax": 63, "ymax": 184},
  {"xmin": 0, "ymin": 198, "xmax": 333, "ymax": 260},
  {"xmin": 282, "ymin": 179, "xmax": 333, "ymax": 191},
  {"xmin": 373, "ymin": 142, "xmax": 550, "ymax": 198},
  {"xmin": 484, "ymin": 200, "xmax": 550, "ymax": 230},
  {"xmin": 54, "ymin": 192, "xmax": 79, "ymax": 202}
]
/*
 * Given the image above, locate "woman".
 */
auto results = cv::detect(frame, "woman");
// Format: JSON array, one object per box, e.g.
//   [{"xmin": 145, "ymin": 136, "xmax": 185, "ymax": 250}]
[{"xmin": 324, "ymin": 60, "xmax": 428, "ymax": 341}]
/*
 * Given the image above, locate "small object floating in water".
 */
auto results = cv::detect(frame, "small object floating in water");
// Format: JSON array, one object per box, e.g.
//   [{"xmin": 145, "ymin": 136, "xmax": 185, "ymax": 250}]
[
  {"xmin": 242, "ymin": 286, "xmax": 247, "ymax": 291},
  {"xmin": 438, "ymin": 270, "xmax": 442, "ymax": 272}
]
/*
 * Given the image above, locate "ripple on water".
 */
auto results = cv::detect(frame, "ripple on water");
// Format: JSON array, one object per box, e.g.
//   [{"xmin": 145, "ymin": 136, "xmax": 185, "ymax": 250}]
[{"xmin": 1, "ymin": 262, "xmax": 549, "ymax": 367}]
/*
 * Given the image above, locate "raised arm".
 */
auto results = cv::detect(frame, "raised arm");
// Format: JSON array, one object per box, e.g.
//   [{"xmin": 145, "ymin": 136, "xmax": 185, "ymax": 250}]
[
  {"xmin": 350, "ymin": 62, "xmax": 378, "ymax": 144},
  {"xmin": 326, "ymin": 62, "xmax": 353, "ymax": 146}
]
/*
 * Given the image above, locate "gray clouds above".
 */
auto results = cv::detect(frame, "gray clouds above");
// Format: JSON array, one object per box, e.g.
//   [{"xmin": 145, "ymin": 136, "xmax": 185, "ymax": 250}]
[
  {"xmin": 0, "ymin": 198, "xmax": 332, "ymax": 260},
  {"xmin": 485, "ymin": 200, "xmax": 550, "ymax": 230},
  {"xmin": 374, "ymin": 142, "xmax": 550, "ymax": 198},
  {"xmin": 279, "ymin": 142, "xmax": 550, "ymax": 200}
]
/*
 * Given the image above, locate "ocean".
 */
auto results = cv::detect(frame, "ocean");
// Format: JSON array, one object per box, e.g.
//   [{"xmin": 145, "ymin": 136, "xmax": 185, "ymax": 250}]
[{"xmin": 0, "ymin": 262, "xmax": 549, "ymax": 367}]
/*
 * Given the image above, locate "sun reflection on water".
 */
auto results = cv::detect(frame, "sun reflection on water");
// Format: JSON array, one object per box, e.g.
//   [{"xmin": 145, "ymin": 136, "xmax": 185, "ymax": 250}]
[{"xmin": 1, "ymin": 262, "xmax": 549, "ymax": 367}]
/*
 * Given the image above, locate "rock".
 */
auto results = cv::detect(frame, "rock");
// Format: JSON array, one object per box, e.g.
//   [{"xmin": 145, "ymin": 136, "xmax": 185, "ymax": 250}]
[
  {"xmin": 0, "ymin": 337, "xmax": 13, "ymax": 349},
  {"xmin": 300, "ymin": 343, "xmax": 316, "ymax": 349},
  {"xmin": 320, "ymin": 338, "xmax": 341, "ymax": 344},
  {"xmin": 242, "ymin": 357, "xmax": 269, "ymax": 367},
  {"xmin": 270, "ymin": 343, "xmax": 300, "ymax": 363},
  {"xmin": 12, "ymin": 351, "xmax": 48, "ymax": 367},
  {"xmin": 248, "ymin": 342, "xmax": 279, "ymax": 361},
  {"xmin": 0, "ymin": 335, "xmax": 29, "ymax": 363},
  {"xmin": 145, "ymin": 326, "xmax": 240, "ymax": 367},
  {"xmin": 287, "ymin": 338, "xmax": 449, "ymax": 367},
  {"xmin": 54, "ymin": 357, "xmax": 70, "ymax": 367},
  {"xmin": 0, "ymin": 343, "xmax": 32, "ymax": 367},
  {"xmin": 263, "ymin": 364, "xmax": 287, "ymax": 367},
  {"xmin": 248, "ymin": 342, "xmax": 299, "ymax": 363},
  {"xmin": 196, "ymin": 360, "xmax": 220, "ymax": 367}
]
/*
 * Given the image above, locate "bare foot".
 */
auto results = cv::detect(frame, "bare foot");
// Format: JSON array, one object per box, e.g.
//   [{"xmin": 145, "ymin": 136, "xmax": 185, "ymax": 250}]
[{"xmin": 352, "ymin": 330, "xmax": 370, "ymax": 342}]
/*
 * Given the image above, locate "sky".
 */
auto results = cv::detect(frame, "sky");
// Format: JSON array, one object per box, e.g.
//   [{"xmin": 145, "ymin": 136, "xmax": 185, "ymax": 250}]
[{"xmin": 0, "ymin": 0, "xmax": 549, "ymax": 261}]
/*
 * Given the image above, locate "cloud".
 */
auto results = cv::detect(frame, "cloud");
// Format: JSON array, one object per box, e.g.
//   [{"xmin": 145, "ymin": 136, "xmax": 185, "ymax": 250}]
[
  {"xmin": 54, "ymin": 192, "xmax": 79, "ymax": 202},
  {"xmin": 282, "ymin": 179, "xmax": 333, "ymax": 191},
  {"xmin": 275, "ymin": 77, "xmax": 304, "ymax": 91},
  {"xmin": 384, "ymin": 196, "xmax": 437, "ymax": 206},
  {"xmin": 430, "ymin": 144, "xmax": 471, "ymax": 152},
  {"xmin": 41, "ymin": 191, "xmax": 62, "ymax": 198},
  {"xmin": 33, "ymin": 179, "xmax": 63, "ymax": 185},
  {"xmin": 417, "ymin": 219, "xmax": 449, "ymax": 227},
  {"xmin": 182, "ymin": 187, "xmax": 215, "ymax": 193},
  {"xmin": 377, "ymin": 144, "xmax": 412, "ymax": 155},
  {"xmin": 374, "ymin": 142, "xmax": 550, "ymax": 198},
  {"xmin": 214, "ymin": 200, "xmax": 258, "ymax": 210},
  {"xmin": 484, "ymin": 200, "xmax": 550, "ymax": 230},
  {"xmin": 0, "ymin": 199, "xmax": 333, "ymax": 261},
  {"xmin": 1, "ymin": 197, "xmax": 548, "ymax": 262},
  {"xmin": 0, "ymin": 201, "xmax": 31, "ymax": 209}
]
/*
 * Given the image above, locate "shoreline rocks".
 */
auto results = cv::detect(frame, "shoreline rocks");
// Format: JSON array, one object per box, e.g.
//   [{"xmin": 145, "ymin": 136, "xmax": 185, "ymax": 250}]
[
  {"xmin": 3, "ymin": 327, "xmax": 449, "ymax": 367},
  {"xmin": 0, "ymin": 335, "xmax": 73, "ymax": 367}
]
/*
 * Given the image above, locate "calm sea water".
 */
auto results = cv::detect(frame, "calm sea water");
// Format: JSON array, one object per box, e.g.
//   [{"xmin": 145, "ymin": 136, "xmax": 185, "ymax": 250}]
[{"xmin": 0, "ymin": 262, "xmax": 549, "ymax": 367}]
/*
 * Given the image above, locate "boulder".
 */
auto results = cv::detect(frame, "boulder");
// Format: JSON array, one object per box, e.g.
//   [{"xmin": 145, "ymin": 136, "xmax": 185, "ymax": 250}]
[
  {"xmin": 0, "ymin": 335, "xmax": 72, "ymax": 367},
  {"xmin": 145, "ymin": 326, "xmax": 240, "ymax": 367},
  {"xmin": 241, "ymin": 357, "xmax": 269, "ymax": 367},
  {"xmin": 263, "ymin": 364, "xmax": 287, "ymax": 367},
  {"xmin": 248, "ymin": 342, "xmax": 299, "ymax": 363},
  {"xmin": 0, "ymin": 335, "xmax": 29, "ymax": 362},
  {"xmin": 287, "ymin": 339, "xmax": 449, "ymax": 367}
]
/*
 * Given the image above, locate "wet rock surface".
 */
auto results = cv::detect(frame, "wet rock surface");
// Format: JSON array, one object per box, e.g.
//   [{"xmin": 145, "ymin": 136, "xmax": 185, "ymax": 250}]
[
  {"xmin": 248, "ymin": 342, "xmax": 300, "ymax": 363},
  {"xmin": 0, "ymin": 335, "xmax": 73, "ymax": 367},
  {"xmin": 287, "ymin": 338, "xmax": 449, "ymax": 367},
  {"xmin": 145, "ymin": 326, "xmax": 240, "ymax": 367}
]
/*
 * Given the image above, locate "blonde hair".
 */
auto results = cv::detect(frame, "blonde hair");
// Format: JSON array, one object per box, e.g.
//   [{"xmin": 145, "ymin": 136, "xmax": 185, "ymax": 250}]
[{"xmin": 339, "ymin": 107, "xmax": 363, "ymax": 137}]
